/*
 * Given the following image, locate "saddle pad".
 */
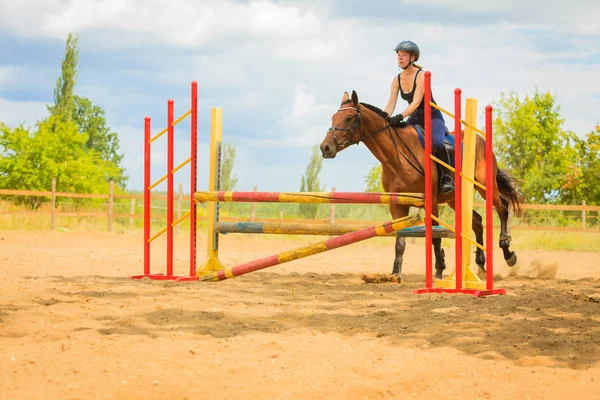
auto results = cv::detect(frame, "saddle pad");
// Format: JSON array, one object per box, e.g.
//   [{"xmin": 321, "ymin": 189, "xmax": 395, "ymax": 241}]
[{"xmin": 413, "ymin": 125, "xmax": 456, "ymax": 168}]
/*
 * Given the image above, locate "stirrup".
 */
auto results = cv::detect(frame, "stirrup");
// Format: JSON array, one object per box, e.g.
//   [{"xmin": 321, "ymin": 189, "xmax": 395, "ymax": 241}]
[{"xmin": 440, "ymin": 177, "xmax": 455, "ymax": 194}]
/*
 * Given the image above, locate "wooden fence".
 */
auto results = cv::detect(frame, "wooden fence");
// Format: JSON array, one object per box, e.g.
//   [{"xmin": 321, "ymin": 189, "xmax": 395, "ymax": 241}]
[{"xmin": 1, "ymin": 180, "xmax": 599, "ymax": 233}]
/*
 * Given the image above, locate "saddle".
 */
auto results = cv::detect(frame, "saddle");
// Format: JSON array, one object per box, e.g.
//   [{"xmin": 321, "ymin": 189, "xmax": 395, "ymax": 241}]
[{"xmin": 412, "ymin": 124, "xmax": 455, "ymax": 153}]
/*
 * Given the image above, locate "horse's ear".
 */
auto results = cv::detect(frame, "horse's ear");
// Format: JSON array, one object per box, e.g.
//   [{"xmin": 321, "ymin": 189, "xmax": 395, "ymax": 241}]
[
  {"xmin": 341, "ymin": 92, "xmax": 349, "ymax": 104},
  {"xmin": 351, "ymin": 90, "xmax": 359, "ymax": 105}
]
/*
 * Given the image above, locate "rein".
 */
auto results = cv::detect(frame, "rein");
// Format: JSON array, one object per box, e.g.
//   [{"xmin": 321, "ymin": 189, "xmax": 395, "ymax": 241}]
[{"xmin": 327, "ymin": 104, "xmax": 424, "ymax": 176}]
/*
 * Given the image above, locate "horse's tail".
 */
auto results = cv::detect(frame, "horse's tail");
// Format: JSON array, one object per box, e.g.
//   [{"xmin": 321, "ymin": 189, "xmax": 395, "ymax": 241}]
[{"xmin": 496, "ymin": 168, "xmax": 522, "ymax": 216}]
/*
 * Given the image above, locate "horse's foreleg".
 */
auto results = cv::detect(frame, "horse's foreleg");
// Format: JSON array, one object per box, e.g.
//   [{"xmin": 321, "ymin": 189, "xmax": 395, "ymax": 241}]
[
  {"xmin": 498, "ymin": 197, "xmax": 517, "ymax": 266},
  {"xmin": 390, "ymin": 205, "xmax": 409, "ymax": 280},
  {"xmin": 392, "ymin": 236, "xmax": 406, "ymax": 277}
]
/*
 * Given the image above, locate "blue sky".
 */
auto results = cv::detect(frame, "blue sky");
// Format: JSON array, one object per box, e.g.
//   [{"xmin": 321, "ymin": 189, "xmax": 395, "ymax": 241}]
[{"xmin": 1, "ymin": 0, "xmax": 599, "ymax": 194}]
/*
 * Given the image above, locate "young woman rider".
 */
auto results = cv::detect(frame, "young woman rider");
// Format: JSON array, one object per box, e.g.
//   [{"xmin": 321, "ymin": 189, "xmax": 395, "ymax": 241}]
[{"xmin": 383, "ymin": 40, "xmax": 454, "ymax": 194}]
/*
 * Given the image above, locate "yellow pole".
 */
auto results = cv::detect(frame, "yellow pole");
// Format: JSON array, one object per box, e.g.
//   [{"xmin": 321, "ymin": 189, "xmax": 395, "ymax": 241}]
[
  {"xmin": 435, "ymin": 97, "xmax": 486, "ymax": 291},
  {"xmin": 461, "ymin": 98, "xmax": 477, "ymax": 281},
  {"xmin": 199, "ymin": 107, "xmax": 225, "ymax": 275}
]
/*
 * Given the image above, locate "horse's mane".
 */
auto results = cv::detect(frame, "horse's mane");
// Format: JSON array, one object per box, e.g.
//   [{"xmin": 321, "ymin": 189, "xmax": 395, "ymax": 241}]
[
  {"xmin": 340, "ymin": 99, "xmax": 408, "ymax": 128},
  {"xmin": 360, "ymin": 102, "xmax": 409, "ymax": 128}
]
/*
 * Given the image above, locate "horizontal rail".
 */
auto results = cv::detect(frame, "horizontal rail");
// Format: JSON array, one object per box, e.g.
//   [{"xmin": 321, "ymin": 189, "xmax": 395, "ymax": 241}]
[
  {"xmin": 1, "ymin": 210, "xmax": 598, "ymax": 233},
  {"xmin": 216, "ymin": 221, "xmax": 454, "ymax": 238},
  {"xmin": 0, "ymin": 189, "xmax": 109, "ymax": 199},
  {"xmin": 194, "ymin": 191, "xmax": 425, "ymax": 205},
  {"xmin": 2, "ymin": 190, "xmax": 598, "ymax": 212}
]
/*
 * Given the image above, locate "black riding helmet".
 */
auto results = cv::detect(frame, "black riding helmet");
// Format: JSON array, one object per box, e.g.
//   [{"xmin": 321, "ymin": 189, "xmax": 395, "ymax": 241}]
[{"xmin": 394, "ymin": 40, "xmax": 420, "ymax": 62}]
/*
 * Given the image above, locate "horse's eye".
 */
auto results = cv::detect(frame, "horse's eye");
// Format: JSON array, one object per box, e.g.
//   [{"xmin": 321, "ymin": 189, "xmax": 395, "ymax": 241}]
[{"xmin": 346, "ymin": 116, "xmax": 352, "ymax": 122}]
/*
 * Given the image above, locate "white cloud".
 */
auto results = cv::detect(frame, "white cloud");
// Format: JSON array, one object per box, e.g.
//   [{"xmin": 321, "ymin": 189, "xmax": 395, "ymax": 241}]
[
  {"xmin": 1, "ymin": 0, "xmax": 598, "ymax": 193},
  {"xmin": 0, "ymin": 0, "xmax": 321, "ymax": 47},
  {"xmin": 0, "ymin": 97, "xmax": 48, "ymax": 128}
]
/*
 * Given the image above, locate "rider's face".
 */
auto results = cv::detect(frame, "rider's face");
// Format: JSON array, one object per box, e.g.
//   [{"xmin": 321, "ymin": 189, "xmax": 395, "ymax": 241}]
[{"xmin": 397, "ymin": 50, "xmax": 412, "ymax": 67}]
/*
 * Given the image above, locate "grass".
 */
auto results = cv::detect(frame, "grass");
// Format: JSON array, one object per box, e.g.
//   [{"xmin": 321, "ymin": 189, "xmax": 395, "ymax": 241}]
[{"xmin": 1, "ymin": 200, "xmax": 598, "ymax": 252}]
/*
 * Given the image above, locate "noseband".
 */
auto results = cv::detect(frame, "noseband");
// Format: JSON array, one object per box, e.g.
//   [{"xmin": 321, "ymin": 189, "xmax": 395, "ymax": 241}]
[{"xmin": 327, "ymin": 106, "xmax": 361, "ymax": 151}]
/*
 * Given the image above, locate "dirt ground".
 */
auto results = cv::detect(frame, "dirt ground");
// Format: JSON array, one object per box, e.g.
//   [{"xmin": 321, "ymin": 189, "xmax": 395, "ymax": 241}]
[{"xmin": 1, "ymin": 229, "xmax": 599, "ymax": 400}]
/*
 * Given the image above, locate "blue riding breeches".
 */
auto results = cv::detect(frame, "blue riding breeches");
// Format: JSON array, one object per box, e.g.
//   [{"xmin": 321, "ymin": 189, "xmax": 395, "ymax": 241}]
[{"xmin": 408, "ymin": 113, "xmax": 447, "ymax": 150}]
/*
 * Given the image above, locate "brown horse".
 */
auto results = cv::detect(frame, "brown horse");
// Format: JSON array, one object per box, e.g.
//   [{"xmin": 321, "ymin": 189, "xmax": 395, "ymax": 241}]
[{"xmin": 319, "ymin": 91, "xmax": 521, "ymax": 281}]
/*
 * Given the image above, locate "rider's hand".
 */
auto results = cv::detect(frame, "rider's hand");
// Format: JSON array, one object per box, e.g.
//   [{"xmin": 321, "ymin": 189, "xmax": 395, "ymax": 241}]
[{"xmin": 388, "ymin": 114, "xmax": 404, "ymax": 125}]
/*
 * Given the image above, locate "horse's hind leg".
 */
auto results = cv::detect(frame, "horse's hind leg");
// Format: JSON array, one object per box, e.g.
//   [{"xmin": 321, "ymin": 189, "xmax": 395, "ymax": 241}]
[
  {"xmin": 433, "ymin": 236, "xmax": 446, "ymax": 279},
  {"xmin": 431, "ymin": 203, "xmax": 446, "ymax": 279},
  {"xmin": 497, "ymin": 197, "xmax": 517, "ymax": 266},
  {"xmin": 472, "ymin": 211, "xmax": 487, "ymax": 277}
]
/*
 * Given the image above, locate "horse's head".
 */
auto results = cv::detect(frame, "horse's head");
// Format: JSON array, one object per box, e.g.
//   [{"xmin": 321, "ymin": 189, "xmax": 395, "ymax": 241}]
[{"xmin": 320, "ymin": 90, "xmax": 362, "ymax": 159}]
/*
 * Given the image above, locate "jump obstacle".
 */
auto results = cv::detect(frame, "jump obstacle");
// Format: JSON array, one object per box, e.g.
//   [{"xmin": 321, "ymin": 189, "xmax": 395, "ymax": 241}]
[
  {"xmin": 130, "ymin": 82, "xmax": 198, "ymax": 281},
  {"xmin": 132, "ymin": 74, "xmax": 505, "ymax": 297}
]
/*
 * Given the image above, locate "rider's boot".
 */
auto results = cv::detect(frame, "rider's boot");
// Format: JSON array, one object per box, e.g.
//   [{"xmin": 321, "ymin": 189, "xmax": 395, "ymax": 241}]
[{"xmin": 435, "ymin": 147, "xmax": 455, "ymax": 194}]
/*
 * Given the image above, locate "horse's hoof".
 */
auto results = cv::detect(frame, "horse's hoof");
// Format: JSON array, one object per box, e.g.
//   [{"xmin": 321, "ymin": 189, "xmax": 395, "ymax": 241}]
[
  {"xmin": 435, "ymin": 272, "xmax": 443, "ymax": 280},
  {"xmin": 506, "ymin": 252, "xmax": 517, "ymax": 267},
  {"xmin": 477, "ymin": 266, "xmax": 486, "ymax": 280}
]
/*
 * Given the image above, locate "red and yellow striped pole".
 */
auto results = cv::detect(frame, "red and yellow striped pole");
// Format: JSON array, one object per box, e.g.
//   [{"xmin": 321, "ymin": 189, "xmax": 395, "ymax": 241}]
[
  {"xmin": 201, "ymin": 215, "xmax": 420, "ymax": 281},
  {"xmin": 194, "ymin": 191, "xmax": 424, "ymax": 205}
]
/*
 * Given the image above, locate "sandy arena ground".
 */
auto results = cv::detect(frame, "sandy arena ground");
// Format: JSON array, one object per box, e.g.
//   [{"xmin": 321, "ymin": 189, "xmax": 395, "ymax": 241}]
[{"xmin": 1, "ymin": 229, "xmax": 599, "ymax": 399}]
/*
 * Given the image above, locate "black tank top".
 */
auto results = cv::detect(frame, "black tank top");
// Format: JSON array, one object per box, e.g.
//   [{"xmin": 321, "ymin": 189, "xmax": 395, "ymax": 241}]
[{"xmin": 398, "ymin": 69, "xmax": 442, "ymax": 126}]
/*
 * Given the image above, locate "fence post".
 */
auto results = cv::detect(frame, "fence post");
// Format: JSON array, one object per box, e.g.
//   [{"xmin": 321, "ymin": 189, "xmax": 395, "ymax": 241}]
[
  {"xmin": 51, "ymin": 177, "xmax": 56, "ymax": 231},
  {"xmin": 177, "ymin": 183, "xmax": 183, "ymax": 234},
  {"xmin": 582, "ymin": 200, "xmax": 586, "ymax": 229},
  {"xmin": 250, "ymin": 185, "xmax": 257, "ymax": 222},
  {"xmin": 108, "ymin": 180, "xmax": 114, "ymax": 232},
  {"xmin": 330, "ymin": 187, "xmax": 336, "ymax": 224},
  {"xmin": 130, "ymin": 198, "xmax": 136, "ymax": 228}
]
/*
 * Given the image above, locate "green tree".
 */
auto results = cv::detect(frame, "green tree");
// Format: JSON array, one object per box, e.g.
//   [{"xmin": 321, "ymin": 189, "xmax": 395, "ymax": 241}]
[
  {"xmin": 0, "ymin": 117, "xmax": 120, "ymax": 209},
  {"xmin": 219, "ymin": 141, "xmax": 238, "ymax": 191},
  {"xmin": 560, "ymin": 125, "xmax": 600, "ymax": 205},
  {"xmin": 47, "ymin": 33, "xmax": 126, "ymax": 186},
  {"xmin": 48, "ymin": 33, "xmax": 79, "ymax": 122},
  {"xmin": 72, "ymin": 96, "xmax": 126, "ymax": 185},
  {"xmin": 299, "ymin": 145, "xmax": 324, "ymax": 218},
  {"xmin": 365, "ymin": 164, "xmax": 384, "ymax": 192},
  {"xmin": 493, "ymin": 90, "xmax": 572, "ymax": 203}
]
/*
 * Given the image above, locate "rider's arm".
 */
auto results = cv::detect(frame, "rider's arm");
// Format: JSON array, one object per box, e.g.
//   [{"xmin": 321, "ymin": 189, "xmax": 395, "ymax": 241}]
[
  {"xmin": 383, "ymin": 76, "xmax": 400, "ymax": 116},
  {"xmin": 399, "ymin": 72, "xmax": 425, "ymax": 118}
]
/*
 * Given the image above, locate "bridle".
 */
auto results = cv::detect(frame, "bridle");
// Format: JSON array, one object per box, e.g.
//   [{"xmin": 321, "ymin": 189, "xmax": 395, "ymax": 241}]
[
  {"xmin": 327, "ymin": 106, "xmax": 362, "ymax": 151},
  {"xmin": 327, "ymin": 104, "xmax": 391, "ymax": 151},
  {"xmin": 326, "ymin": 103, "xmax": 425, "ymax": 176}
]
